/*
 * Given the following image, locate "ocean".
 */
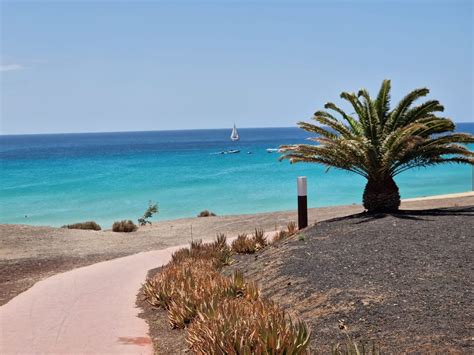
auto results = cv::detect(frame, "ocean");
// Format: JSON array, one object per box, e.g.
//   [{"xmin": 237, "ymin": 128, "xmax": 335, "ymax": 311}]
[{"xmin": 1, "ymin": 124, "xmax": 473, "ymax": 227}]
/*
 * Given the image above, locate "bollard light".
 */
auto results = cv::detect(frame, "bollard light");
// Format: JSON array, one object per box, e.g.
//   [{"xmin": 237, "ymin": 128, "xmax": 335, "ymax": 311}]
[{"xmin": 297, "ymin": 176, "xmax": 308, "ymax": 229}]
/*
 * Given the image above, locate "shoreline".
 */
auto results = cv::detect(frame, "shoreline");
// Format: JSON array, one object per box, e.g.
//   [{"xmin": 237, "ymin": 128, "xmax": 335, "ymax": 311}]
[
  {"xmin": 400, "ymin": 191, "xmax": 473, "ymax": 202},
  {"xmin": 2, "ymin": 191, "xmax": 473, "ymax": 229},
  {"xmin": 131, "ymin": 190, "xmax": 474, "ymax": 224},
  {"xmin": 1, "ymin": 192, "xmax": 473, "ymax": 306}
]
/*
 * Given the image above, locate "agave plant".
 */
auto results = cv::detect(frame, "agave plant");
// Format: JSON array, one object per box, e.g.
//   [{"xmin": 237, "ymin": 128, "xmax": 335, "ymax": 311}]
[{"xmin": 280, "ymin": 80, "xmax": 474, "ymax": 213}]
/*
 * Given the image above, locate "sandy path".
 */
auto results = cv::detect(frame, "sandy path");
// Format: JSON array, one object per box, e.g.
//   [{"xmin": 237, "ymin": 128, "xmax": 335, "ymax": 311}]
[{"xmin": 0, "ymin": 247, "xmax": 180, "ymax": 354}]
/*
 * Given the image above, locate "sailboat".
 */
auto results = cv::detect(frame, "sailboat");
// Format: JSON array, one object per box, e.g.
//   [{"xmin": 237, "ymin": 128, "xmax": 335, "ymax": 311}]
[{"xmin": 230, "ymin": 124, "xmax": 240, "ymax": 141}]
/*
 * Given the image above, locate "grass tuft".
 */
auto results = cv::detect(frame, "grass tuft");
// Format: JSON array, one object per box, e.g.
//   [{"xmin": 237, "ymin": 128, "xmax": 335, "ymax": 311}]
[
  {"xmin": 253, "ymin": 228, "xmax": 267, "ymax": 249},
  {"xmin": 287, "ymin": 221, "xmax": 298, "ymax": 234}
]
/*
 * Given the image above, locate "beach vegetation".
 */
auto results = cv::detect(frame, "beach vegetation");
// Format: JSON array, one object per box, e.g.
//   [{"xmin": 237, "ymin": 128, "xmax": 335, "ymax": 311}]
[
  {"xmin": 112, "ymin": 220, "xmax": 138, "ymax": 232},
  {"xmin": 232, "ymin": 233, "xmax": 257, "ymax": 254},
  {"xmin": 170, "ymin": 235, "xmax": 232, "ymax": 268},
  {"xmin": 61, "ymin": 221, "xmax": 101, "ymax": 231},
  {"xmin": 253, "ymin": 228, "xmax": 267, "ymax": 248},
  {"xmin": 332, "ymin": 340, "xmax": 380, "ymax": 355},
  {"xmin": 197, "ymin": 210, "xmax": 217, "ymax": 217},
  {"xmin": 272, "ymin": 230, "xmax": 288, "ymax": 243},
  {"xmin": 231, "ymin": 233, "xmax": 257, "ymax": 254},
  {"xmin": 287, "ymin": 221, "xmax": 297, "ymax": 234},
  {"xmin": 231, "ymin": 230, "xmax": 268, "ymax": 254},
  {"xmin": 138, "ymin": 201, "xmax": 158, "ymax": 226},
  {"xmin": 280, "ymin": 80, "xmax": 474, "ymax": 213},
  {"xmin": 272, "ymin": 221, "xmax": 298, "ymax": 243},
  {"xmin": 187, "ymin": 297, "xmax": 310, "ymax": 354},
  {"xmin": 143, "ymin": 235, "xmax": 310, "ymax": 353}
]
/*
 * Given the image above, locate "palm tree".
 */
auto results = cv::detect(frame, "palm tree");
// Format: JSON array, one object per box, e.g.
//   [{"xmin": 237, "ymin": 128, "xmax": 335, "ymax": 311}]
[{"xmin": 280, "ymin": 80, "xmax": 474, "ymax": 213}]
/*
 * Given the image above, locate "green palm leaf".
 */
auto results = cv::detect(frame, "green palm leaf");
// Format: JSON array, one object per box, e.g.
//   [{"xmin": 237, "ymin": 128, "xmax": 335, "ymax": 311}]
[{"xmin": 375, "ymin": 79, "xmax": 391, "ymax": 124}]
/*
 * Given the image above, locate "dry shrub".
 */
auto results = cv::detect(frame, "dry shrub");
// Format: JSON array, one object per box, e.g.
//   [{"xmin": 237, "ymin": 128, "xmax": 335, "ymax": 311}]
[
  {"xmin": 253, "ymin": 228, "xmax": 267, "ymax": 249},
  {"xmin": 198, "ymin": 210, "xmax": 217, "ymax": 217},
  {"xmin": 61, "ymin": 221, "xmax": 101, "ymax": 231},
  {"xmin": 231, "ymin": 230, "xmax": 268, "ymax": 254},
  {"xmin": 332, "ymin": 339, "xmax": 380, "ymax": 355},
  {"xmin": 171, "ymin": 234, "xmax": 231, "ymax": 268},
  {"xmin": 112, "ymin": 220, "xmax": 138, "ymax": 232},
  {"xmin": 143, "ymin": 235, "xmax": 257, "ymax": 328},
  {"xmin": 143, "ymin": 233, "xmax": 310, "ymax": 353},
  {"xmin": 187, "ymin": 297, "xmax": 310, "ymax": 354},
  {"xmin": 272, "ymin": 221, "xmax": 298, "ymax": 243},
  {"xmin": 287, "ymin": 221, "xmax": 298, "ymax": 235},
  {"xmin": 272, "ymin": 230, "xmax": 289, "ymax": 243},
  {"xmin": 167, "ymin": 268, "xmax": 260, "ymax": 328},
  {"xmin": 231, "ymin": 233, "xmax": 257, "ymax": 254}
]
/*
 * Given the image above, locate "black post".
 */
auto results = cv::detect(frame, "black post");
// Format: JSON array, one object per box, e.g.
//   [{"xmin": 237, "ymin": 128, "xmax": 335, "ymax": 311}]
[{"xmin": 297, "ymin": 176, "xmax": 308, "ymax": 229}]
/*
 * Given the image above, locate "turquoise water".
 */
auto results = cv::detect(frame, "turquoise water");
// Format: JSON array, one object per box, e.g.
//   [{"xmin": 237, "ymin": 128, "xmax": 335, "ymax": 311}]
[{"xmin": 1, "ymin": 125, "xmax": 472, "ymax": 227}]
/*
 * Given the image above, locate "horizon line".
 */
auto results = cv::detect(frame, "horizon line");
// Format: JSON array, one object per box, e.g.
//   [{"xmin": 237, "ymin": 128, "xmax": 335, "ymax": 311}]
[
  {"xmin": 0, "ymin": 125, "xmax": 299, "ymax": 137},
  {"xmin": 1, "ymin": 121, "xmax": 473, "ymax": 137}
]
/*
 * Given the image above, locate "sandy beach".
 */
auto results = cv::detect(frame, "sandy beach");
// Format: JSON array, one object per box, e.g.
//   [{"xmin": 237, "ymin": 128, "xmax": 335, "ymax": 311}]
[{"xmin": 1, "ymin": 192, "xmax": 473, "ymax": 306}]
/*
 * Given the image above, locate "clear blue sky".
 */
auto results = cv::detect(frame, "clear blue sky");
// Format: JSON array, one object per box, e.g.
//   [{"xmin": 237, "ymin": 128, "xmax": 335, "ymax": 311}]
[{"xmin": 1, "ymin": 0, "xmax": 472, "ymax": 135}]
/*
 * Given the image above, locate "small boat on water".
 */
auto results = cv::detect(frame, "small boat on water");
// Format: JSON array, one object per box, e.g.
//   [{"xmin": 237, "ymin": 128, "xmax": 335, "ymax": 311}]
[
  {"xmin": 211, "ymin": 149, "xmax": 241, "ymax": 155},
  {"xmin": 223, "ymin": 149, "xmax": 240, "ymax": 154},
  {"xmin": 266, "ymin": 148, "xmax": 279, "ymax": 153},
  {"xmin": 230, "ymin": 124, "xmax": 240, "ymax": 141}
]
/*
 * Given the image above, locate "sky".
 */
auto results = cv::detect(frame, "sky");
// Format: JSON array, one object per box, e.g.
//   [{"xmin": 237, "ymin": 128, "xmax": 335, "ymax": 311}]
[{"xmin": 0, "ymin": 0, "xmax": 472, "ymax": 135}]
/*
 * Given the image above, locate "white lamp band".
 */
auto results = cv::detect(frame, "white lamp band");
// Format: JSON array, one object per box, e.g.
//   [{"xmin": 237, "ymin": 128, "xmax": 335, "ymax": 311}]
[{"xmin": 297, "ymin": 176, "xmax": 307, "ymax": 196}]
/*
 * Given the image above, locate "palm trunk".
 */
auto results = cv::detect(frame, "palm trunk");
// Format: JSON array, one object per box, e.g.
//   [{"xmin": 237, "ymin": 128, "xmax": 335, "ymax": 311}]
[{"xmin": 362, "ymin": 175, "xmax": 400, "ymax": 213}]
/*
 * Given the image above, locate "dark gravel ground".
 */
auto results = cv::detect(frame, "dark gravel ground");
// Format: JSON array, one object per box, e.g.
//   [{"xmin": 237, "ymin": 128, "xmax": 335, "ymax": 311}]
[{"xmin": 227, "ymin": 206, "xmax": 474, "ymax": 353}]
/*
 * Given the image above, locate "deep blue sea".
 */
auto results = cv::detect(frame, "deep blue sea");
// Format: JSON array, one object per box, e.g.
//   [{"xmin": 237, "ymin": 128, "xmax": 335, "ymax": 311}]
[{"xmin": 1, "ymin": 124, "xmax": 473, "ymax": 227}]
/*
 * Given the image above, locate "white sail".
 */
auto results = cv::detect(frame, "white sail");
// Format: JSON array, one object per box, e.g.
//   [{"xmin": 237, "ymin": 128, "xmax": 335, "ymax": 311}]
[{"xmin": 230, "ymin": 124, "xmax": 239, "ymax": 141}]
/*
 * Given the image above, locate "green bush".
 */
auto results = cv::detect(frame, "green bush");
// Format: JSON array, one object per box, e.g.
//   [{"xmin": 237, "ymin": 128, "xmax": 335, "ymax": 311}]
[
  {"xmin": 112, "ymin": 220, "xmax": 138, "ymax": 233},
  {"xmin": 61, "ymin": 221, "xmax": 101, "ymax": 231},
  {"xmin": 138, "ymin": 201, "xmax": 159, "ymax": 226}
]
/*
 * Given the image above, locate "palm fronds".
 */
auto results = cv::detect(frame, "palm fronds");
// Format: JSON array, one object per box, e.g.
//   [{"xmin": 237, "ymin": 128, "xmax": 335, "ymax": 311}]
[{"xmin": 280, "ymin": 80, "xmax": 474, "ymax": 212}]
